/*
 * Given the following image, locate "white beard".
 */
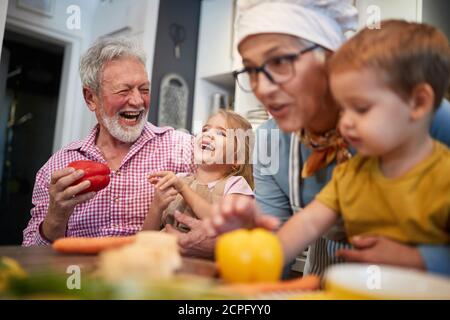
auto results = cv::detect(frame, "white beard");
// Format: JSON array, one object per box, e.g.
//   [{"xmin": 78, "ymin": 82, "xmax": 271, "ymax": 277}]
[{"xmin": 98, "ymin": 104, "xmax": 148, "ymax": 143}]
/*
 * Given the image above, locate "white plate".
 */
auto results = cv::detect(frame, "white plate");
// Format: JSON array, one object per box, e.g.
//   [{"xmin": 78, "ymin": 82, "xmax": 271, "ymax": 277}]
[{"xmin": 324, "ymin": 263, "xmax": 450, "ymax": 300}]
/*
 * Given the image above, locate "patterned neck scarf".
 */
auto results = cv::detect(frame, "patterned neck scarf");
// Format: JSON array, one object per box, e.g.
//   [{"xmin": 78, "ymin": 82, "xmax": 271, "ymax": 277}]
[{"xmin": 298, "ymin": 128, "xmax": 352, "ymax": 178}]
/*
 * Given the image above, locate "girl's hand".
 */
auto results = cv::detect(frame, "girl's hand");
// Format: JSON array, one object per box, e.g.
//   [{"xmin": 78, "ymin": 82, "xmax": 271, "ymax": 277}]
[
  {"xmin": 153, "ymin": 186, "xmax": 178, "ymax": 211},
  {"xmin": 204, "ymin": 195, "xmax": 280, "ymax": 236},
  {"xmin": 149, "ymin": 171, "xmax": 185, "ymax": 192}
]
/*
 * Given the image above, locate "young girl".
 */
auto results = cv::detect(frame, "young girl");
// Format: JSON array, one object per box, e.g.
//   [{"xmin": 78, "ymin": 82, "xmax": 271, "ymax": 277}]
[{"xmin": 142, "ymin": 110, "xmax": 255, "ymax": 232}]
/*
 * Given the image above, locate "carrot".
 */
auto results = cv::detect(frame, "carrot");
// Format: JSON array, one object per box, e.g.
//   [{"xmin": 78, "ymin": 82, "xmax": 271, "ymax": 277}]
[
  {"xmin": 218, "ymin": 275, "xmax": 321, "ymax": 295},
  {"xmin": 52, "ymin": 236, "xmax": 136, "ymax": 254}
]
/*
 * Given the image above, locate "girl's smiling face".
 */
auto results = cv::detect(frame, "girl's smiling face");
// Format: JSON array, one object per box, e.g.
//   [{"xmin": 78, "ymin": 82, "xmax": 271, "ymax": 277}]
[{"xmin": 195, "ymin": 113, "xmax": 233, "ymax": 167}]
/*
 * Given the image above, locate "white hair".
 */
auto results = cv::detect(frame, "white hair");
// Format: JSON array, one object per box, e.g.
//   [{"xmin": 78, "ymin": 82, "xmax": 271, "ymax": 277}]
[{"xmin": 79, "ymin": 37, "xmax": 146, "ymax": 93}]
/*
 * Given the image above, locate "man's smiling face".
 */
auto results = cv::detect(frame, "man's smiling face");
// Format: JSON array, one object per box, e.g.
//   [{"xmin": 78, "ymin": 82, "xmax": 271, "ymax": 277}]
[{"xmin": 95, "ymin": 57, "xmax": 150, "ymax": 143}]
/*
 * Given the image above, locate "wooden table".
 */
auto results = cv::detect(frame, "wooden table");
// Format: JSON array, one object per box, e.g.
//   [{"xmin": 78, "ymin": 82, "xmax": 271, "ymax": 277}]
[{"xmin": 0, "ymin": 246, "xmax": 218, "ymax": 278}]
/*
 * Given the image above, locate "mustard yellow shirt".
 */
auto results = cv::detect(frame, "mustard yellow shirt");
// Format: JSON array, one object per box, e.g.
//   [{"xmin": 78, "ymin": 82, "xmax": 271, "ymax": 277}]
[{"xmin": 316, "ymin": 141, "xmax": 450, "ymax": 245}]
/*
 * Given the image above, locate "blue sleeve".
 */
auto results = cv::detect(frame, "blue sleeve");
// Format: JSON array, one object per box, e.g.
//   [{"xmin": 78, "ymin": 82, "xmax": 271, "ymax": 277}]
[
  {"xmin": 430, "ymin": 99, "xmax": 450, "ymax": 147},
  {"xmin": 254, "ymin": 159, "xmax": 292, "ymax": 223},
  {"xmin": 418, "ymin": 244, "xmax": 450, "ymax": 276},
  {"xmin": 254, "ymin": 120, "xmax": 292, "ymax": 223},
  {"xmin": 421, "ymin": 100, "xmax": 450, "ymax": 276}
]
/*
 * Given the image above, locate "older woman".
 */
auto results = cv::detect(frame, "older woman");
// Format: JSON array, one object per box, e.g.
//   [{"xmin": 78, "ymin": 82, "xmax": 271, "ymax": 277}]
[{"xmin": 208, "ymin": 0, "xmax": 450, "ymax": 276}]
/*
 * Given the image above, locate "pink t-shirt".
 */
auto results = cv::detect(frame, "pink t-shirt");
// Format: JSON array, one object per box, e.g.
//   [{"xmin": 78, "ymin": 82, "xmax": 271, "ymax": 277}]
[{"xmin": 176, "ymin": 173, "xmax": 254, "ymax": 197}]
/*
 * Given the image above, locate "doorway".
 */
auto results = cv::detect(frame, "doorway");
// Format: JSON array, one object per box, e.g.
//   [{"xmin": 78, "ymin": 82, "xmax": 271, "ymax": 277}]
[{"xmin": 0, "ymin": 30, "xmax": 64, "ymax": 244}]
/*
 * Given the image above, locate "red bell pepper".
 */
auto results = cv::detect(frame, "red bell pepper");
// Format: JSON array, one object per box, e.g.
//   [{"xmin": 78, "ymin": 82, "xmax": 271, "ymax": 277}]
[{"xmin": 68, "ymin": 160, "xmax": 111, "ymax": 194}]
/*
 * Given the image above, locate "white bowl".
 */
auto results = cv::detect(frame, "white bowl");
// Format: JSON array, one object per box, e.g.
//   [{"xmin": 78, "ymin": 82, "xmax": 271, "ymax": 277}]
[{"xmin": 324, "ymin": 263, "xmax": 450, "ymax": 300}]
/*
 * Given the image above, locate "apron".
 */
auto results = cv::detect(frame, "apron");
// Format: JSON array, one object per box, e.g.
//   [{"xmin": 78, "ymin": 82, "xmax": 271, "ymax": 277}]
[{"xmin": 288, "ymin": 133, "xmax": 352, "ymax": 277}]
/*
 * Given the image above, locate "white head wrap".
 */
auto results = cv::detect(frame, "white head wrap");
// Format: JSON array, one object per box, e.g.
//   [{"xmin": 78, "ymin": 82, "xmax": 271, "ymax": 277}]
[{"xmin": 235, "ymin": 0, "xmax": 358, "ymax": 51}]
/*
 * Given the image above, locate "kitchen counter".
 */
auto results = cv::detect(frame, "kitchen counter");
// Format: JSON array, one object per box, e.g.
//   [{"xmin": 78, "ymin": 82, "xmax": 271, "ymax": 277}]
[{"xmin": 0, "ymin": 245, "xmax": 218, "ymax": 278}]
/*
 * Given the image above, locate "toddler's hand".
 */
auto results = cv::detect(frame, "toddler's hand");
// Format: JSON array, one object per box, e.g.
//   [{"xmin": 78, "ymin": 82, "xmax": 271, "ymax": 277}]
[{"xmin": 149, "ymin": 171, "xmax": 185, "ymax": 192}]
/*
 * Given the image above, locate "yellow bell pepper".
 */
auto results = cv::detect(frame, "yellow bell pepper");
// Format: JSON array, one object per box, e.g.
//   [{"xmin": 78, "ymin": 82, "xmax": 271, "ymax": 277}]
[{"xmin": 216, "ymin": 228, "xmax": 283, "ymax": 283}]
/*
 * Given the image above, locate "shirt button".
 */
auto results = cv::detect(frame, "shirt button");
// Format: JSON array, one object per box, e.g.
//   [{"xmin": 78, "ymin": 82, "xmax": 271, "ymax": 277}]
[
  {"xmin": 113, "ymin": 196, "xmax": 119, "ymax": 202},
  {"xmin": 116, "ymin": 171, "xmax": 121, "ymax": 176}
]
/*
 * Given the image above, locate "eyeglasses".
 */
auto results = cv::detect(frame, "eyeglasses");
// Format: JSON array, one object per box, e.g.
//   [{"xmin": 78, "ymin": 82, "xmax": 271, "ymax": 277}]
[{"xmin": 233, "ymin": 44, "xmax": 320, "ymax": 93}]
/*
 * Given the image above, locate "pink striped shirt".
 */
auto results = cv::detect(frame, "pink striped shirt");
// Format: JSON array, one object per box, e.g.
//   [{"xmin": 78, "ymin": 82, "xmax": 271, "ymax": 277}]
[{"xmin": 23, "ymin": 122, "xmax": 194, "ymax": 246}]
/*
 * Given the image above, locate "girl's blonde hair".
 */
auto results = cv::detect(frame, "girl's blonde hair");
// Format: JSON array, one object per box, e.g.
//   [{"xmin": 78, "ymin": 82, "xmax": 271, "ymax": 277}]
[{"xmin": 211, "ymin": 109, "xmax": 254, "ymax": 189}]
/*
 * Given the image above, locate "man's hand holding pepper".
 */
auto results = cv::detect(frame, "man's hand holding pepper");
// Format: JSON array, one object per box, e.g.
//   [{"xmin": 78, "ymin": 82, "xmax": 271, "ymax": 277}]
[{"xmin": 41, "ymin": 167, "xmax": 96, "ymax": 242}]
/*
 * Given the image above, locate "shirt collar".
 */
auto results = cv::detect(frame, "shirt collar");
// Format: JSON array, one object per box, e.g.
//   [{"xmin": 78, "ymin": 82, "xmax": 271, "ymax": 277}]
[
  {"xmin": 66, "ymin": 122, "xmax": 172, "ymax": 153},
  {"xmin": 202, "ymin": 177, "xmax": 227, "ymax": 189}
]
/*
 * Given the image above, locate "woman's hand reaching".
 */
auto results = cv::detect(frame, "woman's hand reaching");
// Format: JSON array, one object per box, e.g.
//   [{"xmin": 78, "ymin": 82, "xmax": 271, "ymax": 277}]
[{"xmin": 204, "ymin": 195, "xmax": 280, "ymax": 236}]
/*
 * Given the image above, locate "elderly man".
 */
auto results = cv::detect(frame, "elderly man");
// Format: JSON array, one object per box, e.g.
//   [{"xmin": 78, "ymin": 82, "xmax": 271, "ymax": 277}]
[{"xmin": 23, "ymin": 38, "xmax": 194, "ymax": 245}]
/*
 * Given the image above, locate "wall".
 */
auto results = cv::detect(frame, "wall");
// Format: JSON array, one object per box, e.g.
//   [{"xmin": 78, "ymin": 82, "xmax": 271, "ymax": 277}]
[
  {"xmin": 422, "ymin": 0, "xmax": 450, "ymax": 40},
  {"xmin": 84, "ymin": 0, "xmax": 160, "ymax": 137},
  {"xmin": 0, "ymin": 0, "xmax": 8, "ymax": 57},
  {"xmin": 192, "ymin": 0, "xmax": 235, "ymax": 134},
  {"xmin": 90, "ymin": 0, "xmax": 159, "ymax": 75},
  {"xmin": 6, "ymin": 0, "xmax": 98, "ymax": 39},
  {"xmin": 356, "ymin": 0, "xmax": 422, "ymax": 27},
  {"xmin": 149, "ymin": 0, "xmax": 201, "ymax": 132}
]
